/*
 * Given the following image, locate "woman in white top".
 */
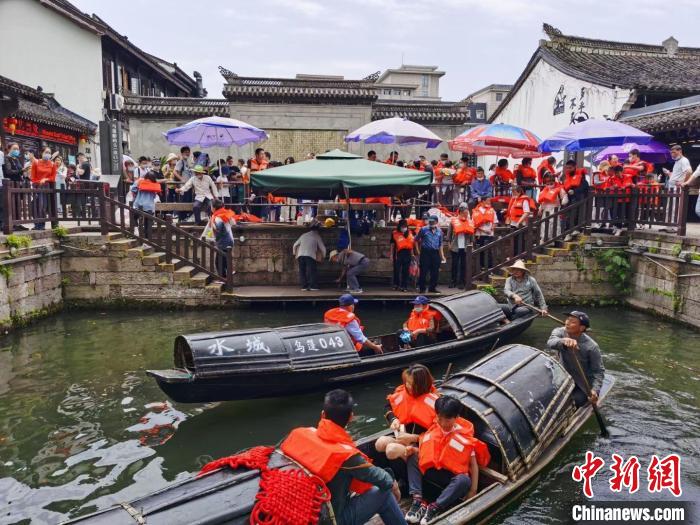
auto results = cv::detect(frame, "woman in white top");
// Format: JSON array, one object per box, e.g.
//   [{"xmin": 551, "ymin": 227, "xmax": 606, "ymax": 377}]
[{"xmin": 54, "ymin": 155, "xmax": 67, "ymax": 213}]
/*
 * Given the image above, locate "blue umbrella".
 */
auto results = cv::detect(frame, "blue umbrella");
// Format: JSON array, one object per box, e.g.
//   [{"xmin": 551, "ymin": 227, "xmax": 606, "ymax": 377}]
[
  {"xmin": 164, "ymin": 116, "xmax": 268, "ymax": 147},
  {"xmin": 539, "ymin": 119, "xmax": 653, "ymax": 152}
]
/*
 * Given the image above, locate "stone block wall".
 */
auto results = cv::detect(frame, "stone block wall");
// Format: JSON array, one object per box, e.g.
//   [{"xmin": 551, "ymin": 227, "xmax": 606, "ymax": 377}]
[
  {"xmin": 0, "ymin": 231, "xmax": 63, "ymax": 329},
  {"xmin": 627, "ymin": 231, "xmax": 700, "ymax": 328},
  {"xmin": 60, "ymin": 233, "xmax": 221, "ymax": 307}
]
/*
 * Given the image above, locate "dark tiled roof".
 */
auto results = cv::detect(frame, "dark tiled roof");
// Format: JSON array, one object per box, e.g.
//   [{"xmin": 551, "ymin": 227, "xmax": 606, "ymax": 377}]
[
  {"xmin": 0, "ymin": 75, "xmax": 44, "ymax": 102},
  {"xmin": 491, "ymin": 23, "xmax": 700, "ymax": 121},
  {"xmin": 13, "ymin": 97, "xmax": 97, "ymax": 133},
  {"xmin": 125, "ymin": 96, "xmax": 228, "ymax": 117},
  {"xmin": 619, "ymin": 103, "xmax": 700, "ymax": 133},
  {"xmin": 372, "ymin": 101, "xmax": 473, "ymax": 124},
  {"xmin": 220, "ymin": 67, "xmax": 377, "ymax": 104}
]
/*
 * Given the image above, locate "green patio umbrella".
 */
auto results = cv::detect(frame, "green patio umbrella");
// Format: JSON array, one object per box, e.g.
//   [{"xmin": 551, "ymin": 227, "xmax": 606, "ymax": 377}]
[{"xmin": 250, "ymin": 149, "xmax": 430, "ymax": 199}]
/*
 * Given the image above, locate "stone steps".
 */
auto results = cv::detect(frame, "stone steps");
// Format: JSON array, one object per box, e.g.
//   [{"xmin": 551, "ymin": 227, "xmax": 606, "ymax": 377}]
[
  {"xmin": 189, "ymin": 272, "xmax": 211, "ymax": 288},
  {"xmin": 142, "ymin": 252, "xmax": 166, "ymax": 266},
  {"xmin": 173, "ymin": 265, "xmax": 196, "ymax": 282},
  {"xmin": 107, "ymin": 238, "xmax": 139, "ymax": 251}
]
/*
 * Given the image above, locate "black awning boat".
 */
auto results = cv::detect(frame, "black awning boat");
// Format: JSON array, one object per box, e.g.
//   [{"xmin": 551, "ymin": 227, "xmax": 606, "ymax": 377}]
[
  {"xmin": 66, "ymin": 344, "xmax": 614, "ymax": 525},
  {"xmin": 147, "ymin": 291, "xmax": 536, "ymax": 403}
]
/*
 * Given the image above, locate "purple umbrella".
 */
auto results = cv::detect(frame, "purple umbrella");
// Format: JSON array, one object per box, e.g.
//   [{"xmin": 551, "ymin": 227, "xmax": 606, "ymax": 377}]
[
  {"xmin": 539, "ymin": 119, "xmax": 653, "ymax": 152},
  {"xmin": 345, "ymin": 117, "xmax": 443, "ymax": 148},
  {"xmin": 594, "ymin": 141, "xmax": 671, "ymax": 163},
  {"xmin": 164, "ymin": 116, "xmax": 268, "ymax": 147}
]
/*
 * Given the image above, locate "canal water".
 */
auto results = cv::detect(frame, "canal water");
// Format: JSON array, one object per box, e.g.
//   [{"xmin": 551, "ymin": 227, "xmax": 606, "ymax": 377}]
[{"xmin": 0, "ymin": 306, "xmax": 698, "ymax": 524}]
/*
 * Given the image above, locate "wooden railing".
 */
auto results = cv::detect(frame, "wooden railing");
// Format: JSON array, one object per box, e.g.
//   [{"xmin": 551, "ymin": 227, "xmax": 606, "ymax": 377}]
[
  {"xmin": 99, "ymin": 194, "xmax": 234, "ymax": 289},
  {"xmin": 464, "ymin": 186, "xmax": 689, "ymax": 286}
]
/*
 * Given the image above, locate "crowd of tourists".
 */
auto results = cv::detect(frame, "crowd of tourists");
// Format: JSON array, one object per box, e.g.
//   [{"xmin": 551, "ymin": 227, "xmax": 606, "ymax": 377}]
[{"xmin": 279, "ymin": 279, "xmax": 603, "ymax": 525}]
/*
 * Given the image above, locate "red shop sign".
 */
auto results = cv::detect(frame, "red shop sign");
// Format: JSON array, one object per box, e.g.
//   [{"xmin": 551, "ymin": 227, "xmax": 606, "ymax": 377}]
[{"xmin": 2, "ymin": 117, "xmax": 78, "ymax": 145}]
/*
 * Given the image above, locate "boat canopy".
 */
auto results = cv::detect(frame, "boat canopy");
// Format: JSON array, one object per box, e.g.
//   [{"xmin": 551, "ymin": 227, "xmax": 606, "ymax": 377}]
[
  {"xmin": 429, "ymin": 291, "xmax": 505, "ymax": 338},
  {"xmin": 440, "ymin": 344, "xmax": 575, "ymax": 479},
  {"xmin": 174, "ymin": 324, "xmax": 360, "ymax": 378}
]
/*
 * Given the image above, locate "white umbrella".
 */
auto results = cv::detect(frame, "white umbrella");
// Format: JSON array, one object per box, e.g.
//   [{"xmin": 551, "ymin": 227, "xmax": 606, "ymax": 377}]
[{"xmin": 345, "ymin": 117, "xmax": 443, "ymax": 148}]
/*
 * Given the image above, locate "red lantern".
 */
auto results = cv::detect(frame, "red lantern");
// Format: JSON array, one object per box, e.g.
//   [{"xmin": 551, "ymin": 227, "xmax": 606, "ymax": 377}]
[
  {"xmin": 79, "ymin": 134, "xmax": 88, "ymax": 144},
  {"xmin": 7, "ymin": 117, "xmax": 17, "ymax": 135}
]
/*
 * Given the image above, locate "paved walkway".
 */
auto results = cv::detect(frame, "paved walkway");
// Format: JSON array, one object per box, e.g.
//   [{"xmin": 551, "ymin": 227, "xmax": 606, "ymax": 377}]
[{"xmin": 222, "ymin": 286, "xmax": 459, "ymax": 304}]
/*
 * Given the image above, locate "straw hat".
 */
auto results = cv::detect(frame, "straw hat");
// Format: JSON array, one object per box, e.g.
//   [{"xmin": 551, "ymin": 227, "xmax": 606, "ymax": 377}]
[
  {"xmin": 506, "ymin": 259, "xmax": 529, "ymax": 273},
  {"xmin": 164, "ymin": 152, "xmax": 178, "ymax": 163}
]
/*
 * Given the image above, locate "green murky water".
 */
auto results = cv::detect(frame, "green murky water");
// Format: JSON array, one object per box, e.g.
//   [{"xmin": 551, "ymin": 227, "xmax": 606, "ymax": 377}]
[{"xmin": 0, "ymin": 306, "xmax": 698, "ymax": 524}]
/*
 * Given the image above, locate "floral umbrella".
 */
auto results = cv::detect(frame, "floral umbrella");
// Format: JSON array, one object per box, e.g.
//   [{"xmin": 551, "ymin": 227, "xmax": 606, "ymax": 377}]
[{"xmin": 448, "ymin": 123, "xmax": 546, "ymax": 158}]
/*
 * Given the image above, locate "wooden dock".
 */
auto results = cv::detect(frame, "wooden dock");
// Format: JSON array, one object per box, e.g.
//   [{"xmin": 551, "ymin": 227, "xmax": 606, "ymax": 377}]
[{"xmin": 221, "ymin": 286, "xmax": 460, "ymax": 305}]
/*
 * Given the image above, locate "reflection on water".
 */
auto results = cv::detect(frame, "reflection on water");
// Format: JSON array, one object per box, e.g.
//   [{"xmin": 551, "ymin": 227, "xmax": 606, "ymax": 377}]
[{"xmin": 0, "ymin": 306, "xmax": 698, "ymax": 524}]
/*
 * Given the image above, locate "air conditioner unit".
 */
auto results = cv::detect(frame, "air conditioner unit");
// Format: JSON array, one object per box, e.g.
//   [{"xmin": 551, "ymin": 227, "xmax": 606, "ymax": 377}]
[{"xmin": 108, "ymin": 93, "xmax": 125, "ymax": 111}]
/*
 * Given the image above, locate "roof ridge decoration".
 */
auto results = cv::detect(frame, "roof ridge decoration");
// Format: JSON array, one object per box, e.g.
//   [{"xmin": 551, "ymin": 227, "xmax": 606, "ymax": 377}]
[
  {"xmin": 219, "ymin": 66, "xmax": 238, "ymax": 81},
  {"xmin": 363, "ymin": 71, "xmax": 381, "ymax": 82}
]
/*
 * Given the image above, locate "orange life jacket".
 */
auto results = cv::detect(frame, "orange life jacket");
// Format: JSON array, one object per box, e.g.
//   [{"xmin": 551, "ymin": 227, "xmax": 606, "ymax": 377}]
[
  {"xmin": 365, "ymin": 197, "xmax": 392, "ymax": 206},
  {"xmin": 418, "ymin": 418, "xmax": 491, "ymax": 474},
  {"xmin": 250, "ymin": 158, "xmax": 268, "ymax": 172},
  {"xmin": 387, "ymin": 384, "xmax": 438, "ymax": 430},
  {"xmin": 392, "ymin": 230, "xmax": 414, "ymax": 252},
  {"xmin": 407, "ymin": 218, "xmax": 425, "ymax": 230},
  {"xmin": 519, "ymin": 165, "xmax": 537, "ymax": 182},
  {"xmin": 537, "ymin": 161, "xmax": 556, "ymax": 184},
  {"xmin": 210, "ymin": 207, "xmax": 237, "ymax": 225},
  {"xmin": 405, "ymin": 307, "xmax": 434, "ymax": 333},
  {"xmin": 267, "ymin": 193, "xmax": 287, "ymax": 204},
  {"xmin": 472, "ymin": 204, "xmax": 496, "ymax": 228},
  {"xmin": 638, "ymin": 182, "xmax": 661, "ymax": 206},
  {"xmin": 453, "ymin": 167, "xmax": 474, "ymax": 186},
  {"xmin": 494, "ymin": 166, "xmax": 514, "ymax": 184},
  {"xmin": 450, "ymin": 215, "xmax": 475, "ymax": 235},
  {"xmin": 538, "ymin": 185, "xmax": 562, "ymax": 205},
  {"xmin": 280, "ymin": 418, "xmax": 373, "ymax": 494},
  {"xmin": 137, "ymin": 179, "xmax": 162, "ymax": 193},
  {"xmin": 563, "ymin": 169, "xmax": 585, "ymax": 191},
  {"xmin": 507, "ymin": 194, "xmax": 534, "ymax": 224},
  {"xmin": 324, "ymin": 308, "xmax": 364, "ymax": 351}
]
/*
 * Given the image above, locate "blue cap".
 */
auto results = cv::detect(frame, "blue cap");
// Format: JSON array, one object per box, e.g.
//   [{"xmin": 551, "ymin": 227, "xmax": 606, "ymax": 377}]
[
  {"xmin": 411, "ymin": 295, "xmax": 430, "ymax": 305},
  {"xmin": 428, "ymin": 215, "xmax": 439, "ymax": 223},
  {"xmin": 339, "ymin": 294, "xmax": 358, "ymax": 306},
  {"xmin": 565, "ymin": 310, "xmax": 590, "ymax": 328}
]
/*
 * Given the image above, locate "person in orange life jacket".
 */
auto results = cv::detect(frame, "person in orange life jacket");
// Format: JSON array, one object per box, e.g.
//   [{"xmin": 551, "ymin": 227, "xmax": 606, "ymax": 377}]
[
  {"xmin": 280, "ymin": 389, "xmax": 406, "ymax": 525},
  {"xmin": 537, "ymin": 172, "xmax": 569, "ymax": 242},
  {"xmin": 400, "ymin": 295, "xmax": 439, "ymax": 347},
  {"xmin": 515, "ymin": 157, "xmax": 538, "ymax": 199},
  {"xmin": 506, "ymin": 186, "xmax": 533, "ymax": 227},
  {"xmin": 561, "ymin": 160, "xmax": 589, "ymax": 241},
  {"xmin": 491, "ymin": 158, "xmax": 514, "ymax": 186},
  {"xmin": 623, "ymin": 149, "xmax": 646, "ymax": 185},
  {"xmin": 446, "ymin": 202, "xmax": 475, "ymax": 289},
  {"xmin": 472, "ymin": 197, "xmax": 498, "ymax": 271},
  {"xmin": 537, "ymin": 156, "xmax": 557, "ymax": 185},
  {"xmin": 638, "ymin": 172, "xmax": 663, "ymax": 223},
  {"xmin": 404, "ymin": 396, "xmax": 489, "ymax": 524},
  {"xmin": 386, "ymin": 151, "xmax": 399, "ymax": 165},
  {"xmin": 376, "ymin": 364, "xmax": 438, "ymax": 463},
  {"xmin": 392, "ymin": 219, "xmax": 416, "ymax": 292},
  {"xmin": 453, "ymin": 161, "xmax": 474, "ymax": 204},
  {"xmin": 130, "ymin": 171, "xmax": 161, "ymax": 240},
  {"xmin": 31, "ymin": 147, "xmax": 58, "ymax": 229},
  {"xmin": 604, "ymin": 165, "xmax": 633, "ymax": 235},
  {"xmin": 367, "ymin": 150, "xmax": 377, "ymax": 162},
  {"xmin": 324, "ymin": 294, "xmax": 383, "ymax": 356},
  {"xmin": 209, "ymin": 199, "xmax": 237, "ymax": 281}
]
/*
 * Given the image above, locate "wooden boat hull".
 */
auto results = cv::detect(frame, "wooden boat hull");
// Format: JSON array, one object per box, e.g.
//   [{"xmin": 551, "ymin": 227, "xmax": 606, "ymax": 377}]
[
  {"xmin": 65, "ymin": 345, "xmax": 614, "ymax": 525},
  {"xmin": 149, "ymin": 315, "xmax": 534, "ymax": 403}
]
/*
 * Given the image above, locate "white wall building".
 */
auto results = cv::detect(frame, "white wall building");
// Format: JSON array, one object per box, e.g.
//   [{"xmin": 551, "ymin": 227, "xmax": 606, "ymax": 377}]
[
  {"xmin": 467, "ymin": 84, "xmax": 512, "ymax": 121},
  {"xmin": 488, "ymin": 24, "xmax": 700, "ymax": 166}
]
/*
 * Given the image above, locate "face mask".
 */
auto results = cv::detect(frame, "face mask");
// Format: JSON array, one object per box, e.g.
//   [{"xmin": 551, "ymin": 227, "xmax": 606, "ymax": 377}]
[
  {"xmin": 429, "ymin": 223, "xmax": 437, "ymax": 229},
  {"xmin": 9, "ymin": 150, "xmax": 19, "ymax": 158},
  {"xmin": 42, "ymin": 154, "xmax": 51, "ymax": 161},
  {"xmin": 414, "ymin": 306, "xmax": 424, "ymax": 313},
  {"xmin": 400, "ymin": 227, "xmax": 408, "ymax": 233},
  {"xmin": 24, "ymin": 154, "xmax": 30, "ymax": 160}
]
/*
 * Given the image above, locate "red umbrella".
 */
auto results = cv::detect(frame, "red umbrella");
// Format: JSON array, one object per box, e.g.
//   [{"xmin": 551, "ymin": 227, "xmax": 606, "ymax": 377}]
[{"xmin": 449, "ymin": 123, "xmax": 546, "ymax": 158}]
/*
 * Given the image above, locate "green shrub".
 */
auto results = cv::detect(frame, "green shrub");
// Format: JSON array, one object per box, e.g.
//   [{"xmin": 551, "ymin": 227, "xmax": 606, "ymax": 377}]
[
  {"xmin": 594, "ymin": 248, "xmax": 631, "ymax": 295},
  {"xmin": 5, "ymin": 234, "xmax": 32, "ymax": 250}
]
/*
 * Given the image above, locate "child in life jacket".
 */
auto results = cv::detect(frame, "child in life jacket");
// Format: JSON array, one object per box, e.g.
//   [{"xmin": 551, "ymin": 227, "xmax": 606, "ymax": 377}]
[
  {"xmin": 375, "ymin": 364, "xmax": 438, "ymax": 462},
  {"xmin": 404, "ymin": 396, "xmax": 490, "ymax": 524},
  {"xmin": 130, "ymin": 171, "xmax": 161, "ymax": 239}
]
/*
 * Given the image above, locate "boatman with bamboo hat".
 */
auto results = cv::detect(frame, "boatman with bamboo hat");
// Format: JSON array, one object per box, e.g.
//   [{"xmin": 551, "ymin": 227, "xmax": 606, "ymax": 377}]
[
  {"xmin": 501, "ymin": 259, "xmax": 548, "ymax": 319},
  {"xmin": 546, "ymin": 311, "xmax": 605, "ymax": 408}
]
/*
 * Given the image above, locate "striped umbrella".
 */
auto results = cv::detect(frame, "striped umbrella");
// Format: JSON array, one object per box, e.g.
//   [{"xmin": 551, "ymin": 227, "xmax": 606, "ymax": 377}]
[{"xmin": 448, "ymin": 123, "xmax": 546, "ymax": 158}]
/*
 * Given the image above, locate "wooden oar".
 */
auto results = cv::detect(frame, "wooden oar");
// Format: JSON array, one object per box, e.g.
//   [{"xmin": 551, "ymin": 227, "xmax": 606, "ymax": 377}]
[
  {"xmin": 522, "ymin": 302, "xmax": 569, "ymax": 325},
  {"xmin": 524, "ymin": 303, "xmax": 609, "ymax": 438}
]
